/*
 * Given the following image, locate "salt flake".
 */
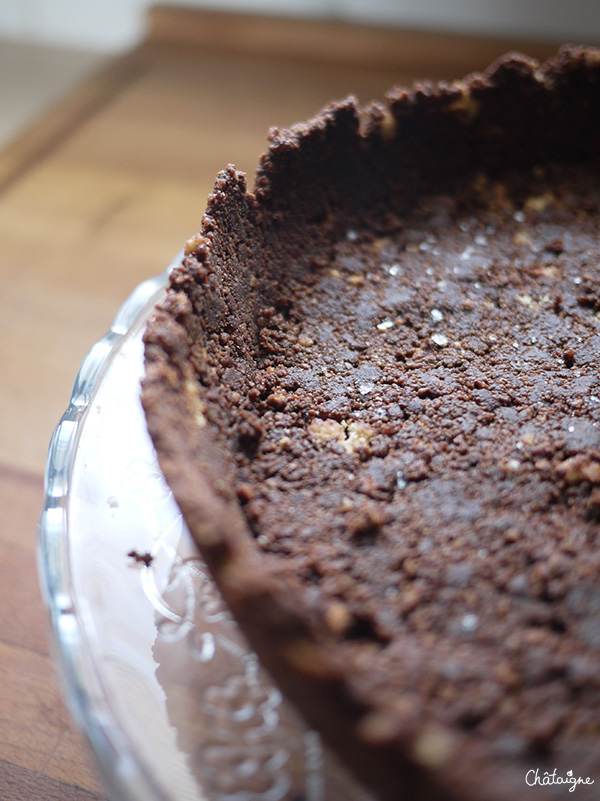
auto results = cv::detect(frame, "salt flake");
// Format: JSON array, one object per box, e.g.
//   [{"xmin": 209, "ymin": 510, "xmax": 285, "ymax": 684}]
[
  {"xmin": 460, "ymin": 613, "xmax": 479, "ymax": 633},
  {"xmin": 431, "ymin": 333, "xmax": 449, "ymax": 347}
]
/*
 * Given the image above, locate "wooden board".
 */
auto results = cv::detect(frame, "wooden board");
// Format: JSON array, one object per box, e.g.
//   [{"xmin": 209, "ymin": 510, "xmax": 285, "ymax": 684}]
[{"xmin": 0, "ymin": 468, "xmax": 107, "ymax": 799}]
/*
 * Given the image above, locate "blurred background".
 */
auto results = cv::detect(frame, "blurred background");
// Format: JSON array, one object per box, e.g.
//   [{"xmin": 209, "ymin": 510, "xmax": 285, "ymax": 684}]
[
  {"xmin": 1, "ymin": 0, "xmax": 600, "ymax": 147},
  {"xmin": 1, "ymin": 4, "xmax": 599, "ymax": 801},
  {"xmin": 2, "ymin": 0, "xmax": 600, "ymax": 206},
  {"xmin": 2, "ymin": 0, "xmax": 600, "ymax": 52}
]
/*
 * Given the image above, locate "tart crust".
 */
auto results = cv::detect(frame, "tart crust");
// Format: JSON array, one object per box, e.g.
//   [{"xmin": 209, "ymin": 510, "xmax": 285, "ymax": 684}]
[{"xmin": 143, "ymin": 47, "xmax": 600, "ymax": 800}]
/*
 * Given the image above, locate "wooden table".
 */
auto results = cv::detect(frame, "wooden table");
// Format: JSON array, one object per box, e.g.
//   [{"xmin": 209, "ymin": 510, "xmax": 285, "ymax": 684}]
[{"xmin": 0, "ymin": 7, "xmax": 562, "ymax": 799}]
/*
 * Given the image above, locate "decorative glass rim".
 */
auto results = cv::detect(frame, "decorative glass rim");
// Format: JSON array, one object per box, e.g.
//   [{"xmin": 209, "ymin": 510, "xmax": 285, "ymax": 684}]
[{"xmin": 37, "ymin": 263, "xmax": 174, "ymax": 801}]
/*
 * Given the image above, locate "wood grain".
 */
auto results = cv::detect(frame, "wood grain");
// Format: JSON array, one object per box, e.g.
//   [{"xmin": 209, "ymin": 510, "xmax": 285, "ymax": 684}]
[
  {"xmin": 0, "ymin": 6, "xmax": 564, "ymax": 799},
  {"xmin": 0, "ymin": 468, "xmax": 105, "ymax": 797},
  {"xmin": 147, "ymin": 4, "xmax": 558, "ymax": 73},
  {"xmin": 0, "ymin": 467, "xmax": 47, "ymax": 654},
  {"xmin": 0, "ymin": 759, "xmax": 106, "ymax": 801},
  {"xmin": 0, "ymin": 48, "xmax": 146, "ymax": 194}
]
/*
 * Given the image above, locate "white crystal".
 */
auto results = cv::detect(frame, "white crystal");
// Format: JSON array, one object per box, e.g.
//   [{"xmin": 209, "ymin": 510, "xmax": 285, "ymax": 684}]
[
  {"xmin": 431, "ymin": 333, "xmax": 449, "ymax": 347},
  {"xmin": 460, "ymin": 613, "xmax": 479, "ymax": 632},
  {"xmin": 430, "ymin": 308, "xmax": 444, "ymax": 324},
  {"xmin": 359, "ymin": 382, "xmax": 374, "ymax": 395},
  {"xmin": 377, "ymin": 319, "xmax": 394, "ymax": 331}
]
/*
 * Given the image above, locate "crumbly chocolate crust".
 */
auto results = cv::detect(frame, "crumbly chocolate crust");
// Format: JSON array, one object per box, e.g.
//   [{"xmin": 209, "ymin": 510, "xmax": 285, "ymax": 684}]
[{"xmin": 143, "ymin": 47, "xmax": 600, "ymax": 801}]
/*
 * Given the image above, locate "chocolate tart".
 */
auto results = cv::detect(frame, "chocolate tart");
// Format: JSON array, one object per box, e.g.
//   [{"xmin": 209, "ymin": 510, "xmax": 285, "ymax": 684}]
[{"xmin": 142, "ymin": 47, "xmax": 600, "ymax": 801}]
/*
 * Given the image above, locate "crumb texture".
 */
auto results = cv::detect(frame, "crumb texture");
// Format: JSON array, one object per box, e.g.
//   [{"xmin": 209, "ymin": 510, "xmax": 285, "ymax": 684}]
[{"xmin": 143, "ymin": 47, "xmax": 600, "ymax": 801}]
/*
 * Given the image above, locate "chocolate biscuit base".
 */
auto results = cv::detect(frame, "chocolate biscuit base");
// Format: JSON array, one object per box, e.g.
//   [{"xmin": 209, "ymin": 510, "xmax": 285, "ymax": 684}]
[{"xmin": 143, "ymin": 47, "xmax": 600, "ymax": 801}]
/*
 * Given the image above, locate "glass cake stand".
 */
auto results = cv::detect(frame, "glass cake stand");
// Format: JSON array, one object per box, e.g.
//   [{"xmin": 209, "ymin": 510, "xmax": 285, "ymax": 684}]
[{"xmin": 38, "ymin": 257, "xmax": 371, "ymax": 801}]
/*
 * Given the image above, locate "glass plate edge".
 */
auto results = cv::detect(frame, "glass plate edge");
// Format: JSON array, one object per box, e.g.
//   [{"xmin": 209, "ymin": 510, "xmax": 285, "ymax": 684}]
[{"xmin": 37, "ymin": 261, "xmax": 179, "ymax": 801}]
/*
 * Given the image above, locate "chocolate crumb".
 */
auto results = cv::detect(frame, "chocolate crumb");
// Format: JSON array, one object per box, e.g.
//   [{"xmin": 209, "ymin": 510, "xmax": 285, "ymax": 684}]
[{"xmin": 128, "ymin": 550, "xmax": 153, "ymax": 568}]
